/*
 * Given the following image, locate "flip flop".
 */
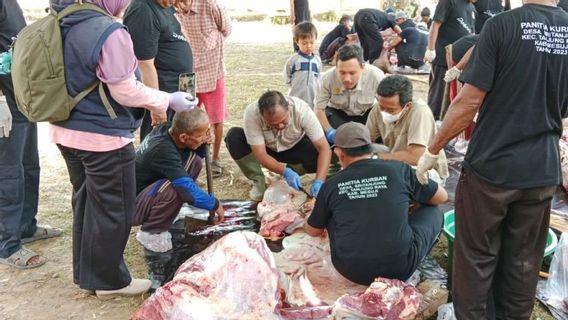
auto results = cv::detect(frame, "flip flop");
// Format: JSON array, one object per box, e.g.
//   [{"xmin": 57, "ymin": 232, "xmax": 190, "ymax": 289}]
[
  {"xmin": 0, "ymin": 247, "xmax": 46, "ymax": 269},
  {"xmin": 212, "ymin": 160, "xmax": 223, "ymax": 178},
  {"xmin": 21, "ymin": 225, "xmax": 63, "ymax": 244}
]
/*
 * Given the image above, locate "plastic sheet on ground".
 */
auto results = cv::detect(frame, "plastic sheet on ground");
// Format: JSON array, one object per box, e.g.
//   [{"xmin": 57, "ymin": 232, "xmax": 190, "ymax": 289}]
[
  {"xmin": 537, "ymin": 233, "xmax": 568, "ymax": 320},
  {"xmin": 143, "ymin": 200, "xmax": 259, "ymax": 289}
]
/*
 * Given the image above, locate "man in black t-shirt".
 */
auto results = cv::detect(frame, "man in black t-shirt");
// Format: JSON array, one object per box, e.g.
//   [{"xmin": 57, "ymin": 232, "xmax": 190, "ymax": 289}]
[
  {"xmin": 425, "ymin": 0, "xmax": 475, "ymax": 119},
  {"xmin": 319, "ymin": 15, "xmax": 354, "ymax": 62},
  {"xmin": 354, "ymin": 8, "xmax": 402, "ymax": 63},
  {"xmin": 123, "ymin": 0, "xmax": 193, "ymax": 142},
  {"xmin": 474, "ymin": 0, "xmax": 506, "ymax": 33},
  {"xmin": 305, "ymin": 122, "xmax": 447, "ymax": 285},
  {"xmin": 389, "ymin": 24, "xmax": 429, "ymax": 69},
  {"xmin": 416, "ymin": 1, "xmax": 568, "ymax": 318},
  {"xmin": 134, "ymin": 109, "xmax": 224, "ymax": 252}
]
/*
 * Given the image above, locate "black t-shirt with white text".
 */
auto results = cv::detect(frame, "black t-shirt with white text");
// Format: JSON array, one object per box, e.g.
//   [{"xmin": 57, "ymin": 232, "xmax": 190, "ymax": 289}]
[
  {"xmin": 433, "ymin": 0, "xmax": 476, "ymax": 66},
  {"xmin": 460, "ymin": 4, "xmax": 568, "ymax": 188},
  {"xmin": 123, "ymin": 0, "xmax": 192, "ymax": 92},
  {"xmin": 135, "ymin": 123, "xmax": 193, "ymax": 194},
  {"xmin": 307, "ymin": 159, "xmax": 438, "ymax": 285},
  {"xmin": 474, "ymin": 0, "xmax": 505, "ymax": 33}
]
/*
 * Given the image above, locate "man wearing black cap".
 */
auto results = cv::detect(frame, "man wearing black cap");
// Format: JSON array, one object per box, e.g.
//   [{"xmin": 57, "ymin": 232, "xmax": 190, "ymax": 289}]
[{"xmin": 305, "ymin": 122, "xmax": 447, "ymax": 285}]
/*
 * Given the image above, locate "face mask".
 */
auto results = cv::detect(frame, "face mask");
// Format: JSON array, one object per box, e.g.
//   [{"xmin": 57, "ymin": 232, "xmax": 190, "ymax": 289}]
[{"xmin": 381, "ymin": 111, "xmax": 402, "ymax": 124}]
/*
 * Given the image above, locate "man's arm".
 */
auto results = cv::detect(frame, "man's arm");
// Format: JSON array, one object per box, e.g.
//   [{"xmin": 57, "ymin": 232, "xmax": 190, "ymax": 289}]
[
  {"xmin": 428, "ymin": 84, "xmax": 486, "ymax": 154},
  {"xmin": 289, "ymin": 0, "xmax": 295, "ymax": 24},
  {"xmin": 427, "ymin": 184, "xmax": 448, "ymax": 205},
  {"xmin": 427, "ymin": 20, "xmax": 442, "ymax": 51},
  {"xmin": 391, "ymin": 25, "xmax": 403, "ymax": 34},
  {"xmin": 305, "ymin": 224, "xmax": 325, "ymax": 237},
  {"xmin": 250, "ymin": 144, "xmax": 287, "ymax": 174},
  {"xmin": 312, "ymin": 137, "xmax": 331, "ymax": 181},
  {"xmin": 315, "ymin": 108, "xmax": 333, "ymax": 132},
  {"xmin": 388, "ymin": 35, "xmax": 403, "ymax": 49},
  {"xmin": 380, "ymin": 144, "xmax": 425, "ymax": 165},
  {"xmin": 456, "ymin": 46, "xmax": 475, "ymax": 70}
]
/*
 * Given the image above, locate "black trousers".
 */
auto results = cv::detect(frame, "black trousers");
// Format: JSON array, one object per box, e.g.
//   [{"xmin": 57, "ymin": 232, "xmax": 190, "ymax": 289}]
[
  {"xmin": 453, "ymin": 168, "xmax": 556, "ymax": 320},
  {"xmin": 326, "ymin": 107, "xmax": 371, "ymax": 129},
  {"xmin": 58, "ymin": 144, "xmax": 135, "ymax": 290},
  {"xmin": 354, "ymin": 12, "xmax": 384, "ymax": 63},
  {"xmin": 427, "ymin": 63, "xmax": 447, "ymax": 120},
  {"xmin": 225, "ymin": 127, "xmax": 318, "ymax": 172},
  {"xmin": 396, "ymin": 48, "xmax": 425, "ymax": 69}
]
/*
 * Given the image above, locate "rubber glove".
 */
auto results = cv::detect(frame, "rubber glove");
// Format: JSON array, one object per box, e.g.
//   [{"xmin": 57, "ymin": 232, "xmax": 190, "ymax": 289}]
[
  {"xmin": 311, "ymin": 179, "xmax": 324, "ymax": 198},
  {"xmin": 325, "ymin": 128, "xmax": 337, "ymax": 145},
  {"xmin": 169, "ymin": 92, "xmax": 199, "ymax": 113},
  {"xmin": 424, "ymin": 49, "xmax": 436, "ymax": 63},
  {"xmin": 282, "ymin": 167, "xmax": 302, "ymax": 190},
  {"xmin": 416, "ymin": 149, "xmax": 439, "ymax": 185},
  {"xmin": 444, "ymin": 67, "xmax": 462, "ymax": 83},
  {"xmin": 0, "ymin": 100, "xmax": 12, "ymax": 138}
]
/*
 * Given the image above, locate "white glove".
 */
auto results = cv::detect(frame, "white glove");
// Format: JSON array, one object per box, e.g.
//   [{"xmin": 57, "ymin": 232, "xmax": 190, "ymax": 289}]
[
  {"xmin": 416, "ymin": 149, "xmax": 439, "ymax": 185},
  {"xmin": 0, "ymin": 100, "xmax": 12, "ymax": 138},
  {"xmin": 444, "ymin": 67, "xmax": 462, "ymax": 83},
  {"xmin": 425, "ymin": 49, "xmax": 436, "ymax": 63},
  {"xmin": 168, "ymin": 92, "xmax": 199, "ymax": 113}
]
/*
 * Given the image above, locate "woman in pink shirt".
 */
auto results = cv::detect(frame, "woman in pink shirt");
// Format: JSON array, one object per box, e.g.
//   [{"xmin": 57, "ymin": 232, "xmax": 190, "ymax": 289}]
[{"xmin": 49, "ymin": 0, "xmax": 196, "ymax": 299}]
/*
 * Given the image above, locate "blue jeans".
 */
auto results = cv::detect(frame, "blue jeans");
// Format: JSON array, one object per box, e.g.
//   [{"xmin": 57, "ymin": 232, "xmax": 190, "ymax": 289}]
[{"xmin": 0, "ymin": 121, "xmax": 40, "ymax": 258}]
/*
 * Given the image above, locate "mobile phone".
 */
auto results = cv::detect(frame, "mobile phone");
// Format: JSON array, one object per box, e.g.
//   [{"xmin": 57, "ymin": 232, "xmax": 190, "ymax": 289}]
[{"xmin": 178, "ymin": 72, "xmax": 196, "ymax": 100}]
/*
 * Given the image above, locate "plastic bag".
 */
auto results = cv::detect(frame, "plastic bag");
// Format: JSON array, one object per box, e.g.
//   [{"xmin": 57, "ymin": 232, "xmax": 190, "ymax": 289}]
[
  {"xmin": 136, "ymin": 229, "xmax": 172, "ymax": 253},
  {"xmin": 437, "ymin": 303, "xmax": 456, "ymax": 320},
  {"xmin": 545, "ymin": 232, "xmax": 568, "ymax": 311}
]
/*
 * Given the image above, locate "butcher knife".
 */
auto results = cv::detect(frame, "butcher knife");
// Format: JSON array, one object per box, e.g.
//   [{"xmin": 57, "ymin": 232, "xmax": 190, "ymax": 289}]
[{"xmin": 299, "ymin": 186, "xmax": 313, "ymax": 199}]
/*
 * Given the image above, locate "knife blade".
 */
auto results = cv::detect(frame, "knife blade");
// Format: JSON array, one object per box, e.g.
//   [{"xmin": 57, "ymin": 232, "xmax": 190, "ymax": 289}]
[{"xmin": 299, "ymin": 186, "xmax": 313, "ymax": 199}]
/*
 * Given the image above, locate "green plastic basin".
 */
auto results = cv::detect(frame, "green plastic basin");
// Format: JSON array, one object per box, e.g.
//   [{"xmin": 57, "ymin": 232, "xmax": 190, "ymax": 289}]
[{"xmin": 442, "ymin": 210, "xmax": 558, "ymax": 268}]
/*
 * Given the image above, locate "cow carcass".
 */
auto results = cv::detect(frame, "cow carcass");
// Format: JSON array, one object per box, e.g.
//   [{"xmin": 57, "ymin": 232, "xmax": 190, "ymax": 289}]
[
  {"xmin": 332, "ymin": 277, "xmax": 422, "ymax": 319},
  {"xmin": 258, "ymin": 181, "xmax": 314, "ymax": 238}
]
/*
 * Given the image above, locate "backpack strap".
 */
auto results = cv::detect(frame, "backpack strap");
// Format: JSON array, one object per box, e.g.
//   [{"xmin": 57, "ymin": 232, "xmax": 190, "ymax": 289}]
[
  {"xmin": 71, "ymin": 80, "xmax": 118, "ymax": 120},
  {"xmin": 56, "ymin": 2, "xmax": 110, "ymax": 20}
]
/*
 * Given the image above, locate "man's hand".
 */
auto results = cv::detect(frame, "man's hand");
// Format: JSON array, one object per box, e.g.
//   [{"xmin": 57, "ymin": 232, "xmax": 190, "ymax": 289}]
[
  {"xmin": 325, "ymin": 128, "xmax": 336, "ymax": 145},
  {"xmin": 282, "ymin": 167, "xmax": 302, "ymax": 190},
  {"xmin": 444, "ymin": 67, "xmax": 462, "ymax": 83},
  {"xmin": 169, "ymin": 92, "xmax": 199, "ymax": 112},
  {"xmin": 311, "ymin": 179, "xmax": 323, "ymax": 198},
  {"xmin": 416, "ymin": 149, "xmax": 439, "ymax": 184},
  {"xmin": 209, "ymin": 204, "xmax": 225, "ymax": 223},
  {"xmin": 425, "ymin": 49, "xmax": 436, "ymax": 63},
  {"xmin": 0, "ymin": 101, "xmax": 12, "ymax": 138},
  {"xmin": 151, "ymin": 111, "xmax": 167, "ymax": 126}
]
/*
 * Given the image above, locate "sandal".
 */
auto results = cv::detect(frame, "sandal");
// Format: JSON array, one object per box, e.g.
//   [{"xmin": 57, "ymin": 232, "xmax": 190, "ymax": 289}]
[
  {"xmin": 21, "ymin": 225, "xmax": 63, "ymax": 244},
  {"xmin": 0, "ymin": 247, "xmax": 46, "ymax": 269},
  {"xmin": 212, "ymin": 160, "xmax": 223, "ymax": 178}
]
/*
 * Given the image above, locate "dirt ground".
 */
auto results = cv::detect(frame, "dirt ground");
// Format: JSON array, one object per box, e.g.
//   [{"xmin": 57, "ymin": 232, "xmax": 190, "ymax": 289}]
[{"xmin": 0, "ymin": 22, "xmax": 554, "ymax": 320}]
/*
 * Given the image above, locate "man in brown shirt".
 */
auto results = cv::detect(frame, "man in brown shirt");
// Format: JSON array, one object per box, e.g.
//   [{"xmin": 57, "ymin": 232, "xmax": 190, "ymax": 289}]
[{"xmin": 366, "ymin": 75, "xmax": 448, "ymax": 181}]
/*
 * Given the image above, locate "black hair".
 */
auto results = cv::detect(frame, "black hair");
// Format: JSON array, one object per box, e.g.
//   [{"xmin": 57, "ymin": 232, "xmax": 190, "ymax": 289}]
[
  {"xmin": 293, "ymin": 21, "xmax": 318, "ymax": 42},
  {"xmin": 376, "ymin": 75, "xmax": 413, "ymax": 107},
  {"xmin": 340, "ymin": 145, "xmax": 373, "ymax": 157},
  {"xmin": 336, "ymin": 44, "xmax": 364, "ymax": 65},
  {"xmin": 339, "ymin": 15, "xmax": 351, "ymax": 25},
  {"xmin": 421, "ymin": 7, "xmax": 431, "ymax": 17},
  {"xmin": 258, "ymin": 90, "xmax": 289, "ymax": 115}
]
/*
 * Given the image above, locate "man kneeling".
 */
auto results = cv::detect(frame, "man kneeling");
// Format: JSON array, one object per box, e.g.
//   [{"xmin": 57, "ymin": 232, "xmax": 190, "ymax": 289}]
[
  {"xmin": 134, "ymin": 109, "xmax": 224, "ymax": 252},
  {"xmin": 305, "ymin": 122, "xmax": 447, "ymax": 285}
]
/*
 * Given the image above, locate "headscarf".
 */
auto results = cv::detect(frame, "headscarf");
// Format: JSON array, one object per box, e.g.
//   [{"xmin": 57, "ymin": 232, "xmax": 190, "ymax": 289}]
[{"xmin": 49, "ymin": 0, "xmax": 130, "ymax": 16}]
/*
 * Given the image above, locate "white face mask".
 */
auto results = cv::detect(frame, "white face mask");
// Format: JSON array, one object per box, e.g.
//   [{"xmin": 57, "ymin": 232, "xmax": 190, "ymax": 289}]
[{"xmin": 381, "ymin": 111, "xmax": 403, "ymax": 124}]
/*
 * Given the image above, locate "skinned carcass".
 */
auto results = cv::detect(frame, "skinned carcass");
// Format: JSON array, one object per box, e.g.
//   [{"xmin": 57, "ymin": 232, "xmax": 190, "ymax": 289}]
[
  {"xmin": 258, "ymin": 181, "xmax": 314, "ymax": 238},
  {"xmin": 332, "ymin": 277, "xmax": 422, "ymax": 319}
]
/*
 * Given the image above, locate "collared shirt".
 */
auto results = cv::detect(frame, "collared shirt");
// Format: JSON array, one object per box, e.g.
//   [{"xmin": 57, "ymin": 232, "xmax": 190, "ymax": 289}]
[
  {"xmin": 244, "ymin": 96, "xmax": 324, "ymax": 152},
  {"xmin": 366, "ymin": 100, "xmax": 449, "ymax": 179},
  {"xmin": 176, "ymin": 0, "xmax": 232, "ymax": 93},
  {"xmin": 315, "ymin": 64, "xmax": 385, "ymax": 116}
]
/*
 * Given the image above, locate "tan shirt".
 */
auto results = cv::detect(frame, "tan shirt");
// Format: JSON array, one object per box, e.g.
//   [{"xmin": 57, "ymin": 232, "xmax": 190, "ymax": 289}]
[
  {"xmin": 366, "ymin": 100, "xmax": 449, "ymax": 179},
  {"xmin": 315, "ymin": 64, "xmax": 385, "ymax": 116},
  {"xmin": 244, "ymin": 96, "xmax": 324, "ymax": 152}
]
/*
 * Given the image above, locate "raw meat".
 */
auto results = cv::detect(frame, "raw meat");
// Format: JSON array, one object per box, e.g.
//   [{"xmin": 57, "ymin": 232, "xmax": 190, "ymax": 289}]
[
  {"xmin": 132, "ymin": 231, "xmax": 282, "ymax": 320},
  {"xmin": 332, "ymin": 277, "xmax": 422, "ymax": 320},
  {"xmin": 258, "ymin": 181, "xmax": 313, "ymax": 238}
]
